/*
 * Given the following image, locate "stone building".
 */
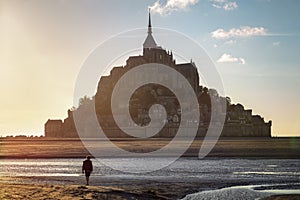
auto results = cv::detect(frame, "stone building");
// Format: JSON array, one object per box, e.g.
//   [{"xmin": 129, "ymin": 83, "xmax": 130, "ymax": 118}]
[
  {"xmin": 44, "ymin": 119, "xmax": 63, "ymax": 137},
  {"xmin": 222, "ymin": 104, "xmax": 272, "ymax": 137},
  {"xmin": 45, "ymin": 12, "xmax": 271, "ymax": 138}
]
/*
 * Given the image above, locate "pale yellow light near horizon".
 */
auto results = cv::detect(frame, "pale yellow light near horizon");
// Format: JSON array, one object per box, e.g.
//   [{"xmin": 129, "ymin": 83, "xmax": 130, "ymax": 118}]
[
  {"xmin": 0, "ymin": 3, "xmax": 299, "ymax": 137},
  {"xmin": 0, "ymin": 8, "xmax": 79, "ymax": 135}
]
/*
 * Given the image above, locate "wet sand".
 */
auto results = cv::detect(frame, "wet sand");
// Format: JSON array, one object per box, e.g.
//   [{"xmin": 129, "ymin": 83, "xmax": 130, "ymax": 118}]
[
  {"xmin": 1, "ymin": 176, "xmax": 300, "ymax": 200},
  {"xmin": 0, "ymin": 182, "xmax": 166, "ymax": 200}
]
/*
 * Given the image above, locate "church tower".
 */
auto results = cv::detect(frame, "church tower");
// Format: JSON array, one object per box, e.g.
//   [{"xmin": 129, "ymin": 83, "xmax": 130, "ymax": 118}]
[
  {"xmin": 143, "ymin": 10, "xmax": 157, "ymax": 49},
  {"xmin": 141, "ymin": 10, "xmax": 175, "ymax": 66}
]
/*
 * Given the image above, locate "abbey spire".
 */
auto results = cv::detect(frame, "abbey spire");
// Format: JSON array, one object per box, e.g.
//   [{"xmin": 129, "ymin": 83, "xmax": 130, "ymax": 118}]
[
  {"xmin": 148, "ymin": 9, "xmax": 152, "ymax": 34},
  {"xmin": 143, "ymin": 9, "xmax": 157, "ymax": 49}
]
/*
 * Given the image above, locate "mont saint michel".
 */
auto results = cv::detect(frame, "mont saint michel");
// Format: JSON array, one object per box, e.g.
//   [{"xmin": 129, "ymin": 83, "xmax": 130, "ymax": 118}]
[
  {"xmin": 45, "ymin": 13, "xmax": 271, "ymax": 138},
  {"xmin": 1, "ymin": 2, "xmax": 300, "ymax": 199}
]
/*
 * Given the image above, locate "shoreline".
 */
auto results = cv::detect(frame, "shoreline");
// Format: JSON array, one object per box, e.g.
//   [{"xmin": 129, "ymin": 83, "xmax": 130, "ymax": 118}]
[{"xmin": 1, "ymin": 138, "xmax": 299, "ymax": 159}]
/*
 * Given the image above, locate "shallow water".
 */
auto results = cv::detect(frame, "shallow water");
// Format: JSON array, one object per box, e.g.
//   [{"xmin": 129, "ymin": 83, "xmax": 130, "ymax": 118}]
[
  {"xmin": 0, "ymin": 158, "xmax": 299, "ymax": 179},
  {"xmin": 0, "ymin": 158, "xmax": 299, "ymax": 198},
  {"xmin": 182, "ymin": 183, "xmax": 300, "ymax": 200}
]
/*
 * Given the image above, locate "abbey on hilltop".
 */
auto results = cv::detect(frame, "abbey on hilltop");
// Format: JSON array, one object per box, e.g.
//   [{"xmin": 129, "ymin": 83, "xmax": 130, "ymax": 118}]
[{"xmin": 45, "ymin": 12, "xmax": 272, "ymax": 138}]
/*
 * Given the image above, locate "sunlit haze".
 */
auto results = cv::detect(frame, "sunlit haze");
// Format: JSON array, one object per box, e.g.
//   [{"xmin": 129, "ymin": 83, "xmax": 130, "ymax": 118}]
[{"xmin": 0, "ymin": 0, "xmax": 300, "ymax": 136}]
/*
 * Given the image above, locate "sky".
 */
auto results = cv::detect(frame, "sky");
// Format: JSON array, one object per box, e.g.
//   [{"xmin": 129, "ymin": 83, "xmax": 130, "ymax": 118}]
[{"xmin": 0, "ymin": 0, "xmax": 299, "ymax": 137}]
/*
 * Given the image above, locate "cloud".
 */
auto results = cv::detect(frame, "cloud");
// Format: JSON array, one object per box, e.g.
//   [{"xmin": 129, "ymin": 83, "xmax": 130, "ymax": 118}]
[
  {"xmin": 217, "ymin": 53, "xmax": 245, "ymax": 64},
  {"xmin": 224, "ymin": 39, "xmax": 236, "ymax": 44},
  {"xmin": 149, "ymin": 0, "xmax": 199, "ymax": 15},
  {"xmin": 211, "ymin": 26, "xmax": 267, "ymax": 39},
  {"xmin": 223, "ymin": 1, "xmax": 237, "ymax": 10},
  {"xmin": 210, "ymin": 0, "xmax": 238, "ymax": 11},
  {"xmin": 239, "ymin": 58, "xmax": 246, "ymax": 65},
  {"xmin": 273, "ymin": 41, "xmax": 280, "ymax": 46}
]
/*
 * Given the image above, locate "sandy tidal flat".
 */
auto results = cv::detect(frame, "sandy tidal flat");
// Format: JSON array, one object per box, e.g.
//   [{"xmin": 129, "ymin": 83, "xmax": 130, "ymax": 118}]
[
  {"xmin": 0, "ymin": 182, "xmax": 168, "ymax": 200},
  {"xmin": 0, "ymin": 181, "xmax": 300, "ymax": 200},
  {"xmin": 0, "ymin": 137, "xmax": 299, "ymax": 158}
]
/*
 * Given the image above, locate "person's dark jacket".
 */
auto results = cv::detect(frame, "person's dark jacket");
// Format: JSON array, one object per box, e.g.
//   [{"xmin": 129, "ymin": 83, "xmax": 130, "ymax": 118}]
[{"xmin": 82, "ymin": 160, "xmax": 93, "ymax": 172}]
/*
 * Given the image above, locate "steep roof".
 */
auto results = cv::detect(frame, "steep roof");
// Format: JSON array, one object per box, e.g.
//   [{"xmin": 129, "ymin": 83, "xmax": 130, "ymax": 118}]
[{"xmin": 143, "ymin": 11, "xmax": 157, "ymax": 49}]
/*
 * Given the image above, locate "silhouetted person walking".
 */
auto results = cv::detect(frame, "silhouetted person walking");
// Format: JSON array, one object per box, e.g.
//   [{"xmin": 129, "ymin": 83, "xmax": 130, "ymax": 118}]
[{"xmin": 82, "ymin": 155, "xmax": 93, "ymax": 185}]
